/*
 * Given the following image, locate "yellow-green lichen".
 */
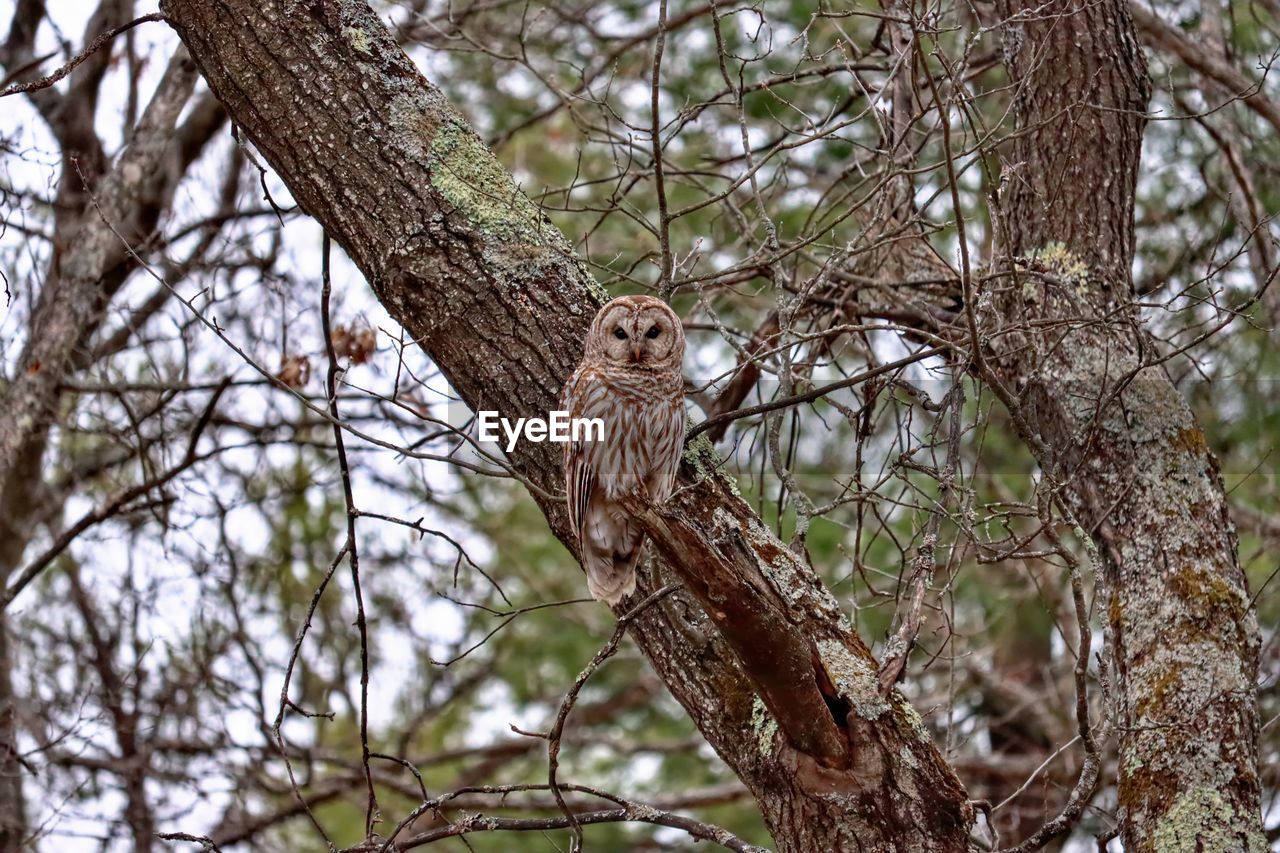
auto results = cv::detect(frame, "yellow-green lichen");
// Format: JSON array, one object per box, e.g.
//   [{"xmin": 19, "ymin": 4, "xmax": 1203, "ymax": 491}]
[
  {"xmin": 1015, "ymin": 241, "xmax": 1092, "ymax": 298},
  {"xmin": 429, "ymin": 121, "xmax": 541, "ymax": 241},
  {"xmin": 1168, "ymin": 564, "xmax": 1247, "ymax": 622},
  {"xmin": 682, "ymin": 432, "xmax": 740, "ymax": 496},
  {"xmin": 891, "ymin": 691, "xmax": 931, "ymax": 743},
  {"xmin": 1036, "ymin": 241, "xmax": 1090, "ymax": 284},
  {"xmin": 386, "ymin": 93, "xmax": 608, "ymax": 310},
  {"xmin": 344, "ymin": 26, "xmax": 372, "ymax": 54},
  {"xmin": 1152, "ymin": 788, "xmax": 1266, "ymax": 853}
]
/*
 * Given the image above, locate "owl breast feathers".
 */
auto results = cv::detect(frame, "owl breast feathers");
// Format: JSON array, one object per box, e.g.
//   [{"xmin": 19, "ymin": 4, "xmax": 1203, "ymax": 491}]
[{"xmin": 560, "ymin": 295, "xmax": 686, "ymax": 606}]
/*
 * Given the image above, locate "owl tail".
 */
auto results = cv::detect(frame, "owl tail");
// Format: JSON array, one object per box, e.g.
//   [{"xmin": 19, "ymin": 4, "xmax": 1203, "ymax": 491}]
[{"xmin": 582, "ymin": 525, "xmax": 645, "ymax": 607}]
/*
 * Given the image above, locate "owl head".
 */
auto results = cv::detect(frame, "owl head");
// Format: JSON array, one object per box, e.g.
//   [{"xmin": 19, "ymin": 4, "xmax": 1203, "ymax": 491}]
[{"xmin": 585, "ymin": 295, "xmax": 685, "ymax": 370}]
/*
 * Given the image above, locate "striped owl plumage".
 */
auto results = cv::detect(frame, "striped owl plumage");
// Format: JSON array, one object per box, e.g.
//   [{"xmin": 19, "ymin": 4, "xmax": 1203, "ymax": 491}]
[{"xmin": 561, "ymin": 296, "xmax": 686, "ymax": 606}]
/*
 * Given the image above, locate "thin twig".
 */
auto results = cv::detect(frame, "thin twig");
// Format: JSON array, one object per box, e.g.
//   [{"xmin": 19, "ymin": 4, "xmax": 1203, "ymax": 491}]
[
  {"xmin": 322, "ymin": 232, "xmax": 379, "ymax": 839},
  {"xmin": 546, "ymin": 584, "xmax": 678, "ymax": 852},
  {"xmin": 1, "ymin": 13, "xmax": 166, "ymax": 97},
  {"xmin": 686, "ymin": 343, "xmax": 949, "ymax": 441}
]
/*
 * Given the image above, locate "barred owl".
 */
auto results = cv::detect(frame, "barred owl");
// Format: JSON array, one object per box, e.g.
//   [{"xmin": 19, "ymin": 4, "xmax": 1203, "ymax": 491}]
[{"xmin": 561, "ymin": 295, "xmax": 686, "ymax": 606}]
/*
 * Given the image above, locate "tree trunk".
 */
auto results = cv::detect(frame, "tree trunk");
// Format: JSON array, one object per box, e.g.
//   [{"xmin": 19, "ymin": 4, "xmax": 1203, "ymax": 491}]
[
  {"xmin": 0, "ymin": 622, "xmax": 23, "ymax": 850},
  {"xmin": 0, "ymin": 40, "xmax": 221, "ymax": 849},
  {"xmin": 991, "ymin": 0, "xmax": 1265, "ymax": 847},
  {"xmin": 160, "ymin": 1, "xmax": 976, "ymax": 849}
]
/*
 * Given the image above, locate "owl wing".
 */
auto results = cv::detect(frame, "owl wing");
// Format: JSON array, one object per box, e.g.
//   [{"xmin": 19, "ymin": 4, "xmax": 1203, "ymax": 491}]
[
  {"xmin": 560, "ymin": 366, "xmax": 602, "ymax": 543},
  {"xmin": 648, "ymin": 395, "xmax": 687, "ymax": 504}
]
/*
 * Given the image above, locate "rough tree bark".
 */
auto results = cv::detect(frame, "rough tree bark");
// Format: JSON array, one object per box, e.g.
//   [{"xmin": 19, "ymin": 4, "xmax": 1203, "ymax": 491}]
[
  {"xmin": 154, "ymin": 0, "xmax": 1268, "ymax": 848},
  {"xmin": 988, "ymin": 0, "xmax": 1265, "ymax": 847},
  {"xmin": 159, "ymin": 1, "xmax": 976, "ymax": 849}
]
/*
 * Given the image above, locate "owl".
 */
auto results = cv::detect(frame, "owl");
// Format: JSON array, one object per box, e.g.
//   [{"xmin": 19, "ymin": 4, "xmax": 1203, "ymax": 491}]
[{"xmin": 561, "ymin": 295, "xmax": 687, "ymax": 606}]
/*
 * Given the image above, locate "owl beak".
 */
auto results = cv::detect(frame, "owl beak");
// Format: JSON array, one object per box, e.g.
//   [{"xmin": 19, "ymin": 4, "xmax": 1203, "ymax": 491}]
[{"xmin": 630, "ymin": 341, "xmax": 643, "ymax": 362}]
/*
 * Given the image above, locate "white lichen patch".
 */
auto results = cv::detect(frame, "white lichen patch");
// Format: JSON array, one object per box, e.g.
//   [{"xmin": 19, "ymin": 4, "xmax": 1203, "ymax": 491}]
[
  {"xmin": 1122, "ymin": 749, "xmax": 1145, "ymax": 776},
  {"xmin": 627, "ymin": 804, "xmax": 661, "ymax": 822},
  {"xmin": 385, "ymin": 91, "xmax": 435, "ymax": 159},
  {"xmin": 816, "ymin": 639, "xmax": 889, "ymax": 720},
  {"xmin": 722, "ymin": 508, "xmax": 845, "ymax": 621},
  {"xmin": 576, "ymin": 272, "xmax": 612, "ymax": 306},
  {"xmin": 750, "ymin": 695, "xmax": 778, "ymax": 756}
]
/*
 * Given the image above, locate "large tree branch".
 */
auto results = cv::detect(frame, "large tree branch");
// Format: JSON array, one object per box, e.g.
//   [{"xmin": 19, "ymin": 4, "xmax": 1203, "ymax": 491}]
[
  {"xmin": 0, "ymin": 49, "xmax": 225, "ymax": 523},
  {"xmin": 159, "ymin": 1, "xmax": 976, "ymax": 848}
]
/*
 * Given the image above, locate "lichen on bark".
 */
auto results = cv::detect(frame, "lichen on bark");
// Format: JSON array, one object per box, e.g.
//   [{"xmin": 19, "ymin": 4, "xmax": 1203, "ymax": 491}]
[
  {"xmin": 750, "ymin": 696, "xmax": 778, "ymax": 757},
  {"xmin": 816, "ymin": 638, "xmax": 889, "ymax": 720},
  {"xmin": 428, "ymin": 120, "xmax": 542, "ymax": 240},
  {"xmin": 1151, "ymin": 788, "xmax": 1268, "ymax": 853}
]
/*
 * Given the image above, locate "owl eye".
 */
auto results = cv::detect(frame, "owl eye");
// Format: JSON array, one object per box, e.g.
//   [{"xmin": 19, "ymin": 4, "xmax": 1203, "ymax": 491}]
[
  {"xmin": 645, "ymin": 325, "xmax": 660, "ymax": 339},
  {"xmin": 613, "ymin": 327, "xmax": 628, "ymax": 340}
]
